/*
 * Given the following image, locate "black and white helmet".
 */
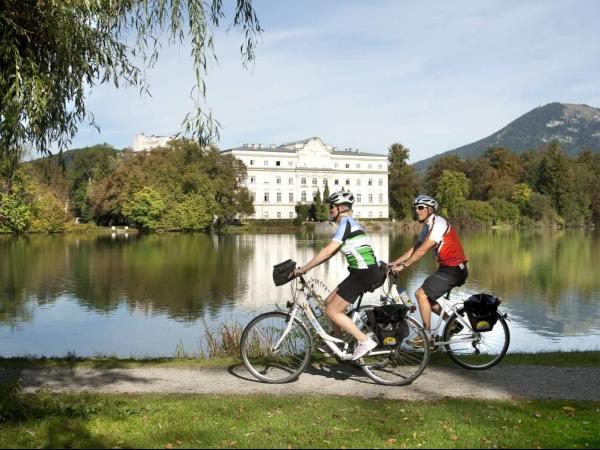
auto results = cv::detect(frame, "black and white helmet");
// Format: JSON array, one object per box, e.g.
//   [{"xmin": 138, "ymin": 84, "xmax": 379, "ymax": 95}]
[
  {"xmin": 414, "ymin": 194, "xmax": 438, "ymax": 211},
  {"xmin": 328, "ymin": 190, "xmax": 355, "ymax": 207}
]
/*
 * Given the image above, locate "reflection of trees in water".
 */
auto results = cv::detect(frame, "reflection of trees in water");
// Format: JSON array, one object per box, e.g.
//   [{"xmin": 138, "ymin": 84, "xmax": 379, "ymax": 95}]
[
  {"xmin": 1, "ymin": 234, "xmax": 254, "ymax": 326},
  {"xmin": 1, "ymin": 235, "xmax": 70, "ymax": 328},
  {"xmin": 390, "ymin": 229, "xmax": 600, "ymax": 336},
  {"xmin": 464, "ymin": 230, "xmax": 600, "ymax": 305},
  {"xmin": 69, "ymin": 234, "xmax": 254, "ymax": 322}
]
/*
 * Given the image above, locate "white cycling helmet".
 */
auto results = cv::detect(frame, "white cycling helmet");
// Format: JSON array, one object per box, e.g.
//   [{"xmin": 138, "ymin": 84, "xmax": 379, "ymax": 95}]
[
  {"xmin": 414, "ymin": 194, "xmax": 438, "ymax": 211},
  {"xmin": 328, "ymin": 190, "xmax": 355, "ymax": 207}
]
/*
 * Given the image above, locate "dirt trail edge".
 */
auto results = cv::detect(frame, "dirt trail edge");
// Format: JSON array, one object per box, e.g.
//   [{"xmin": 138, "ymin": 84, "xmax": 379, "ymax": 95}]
[{"xmin": 2, "ymin": 364, "xmax": 598, "ymax": 401}]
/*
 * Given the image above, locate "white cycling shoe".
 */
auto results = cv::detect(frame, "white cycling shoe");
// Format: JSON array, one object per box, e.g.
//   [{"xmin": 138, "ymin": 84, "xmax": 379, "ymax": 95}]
[{"xmin": 351, "ymin": 338, "xmax": 377, "ymax": 361}]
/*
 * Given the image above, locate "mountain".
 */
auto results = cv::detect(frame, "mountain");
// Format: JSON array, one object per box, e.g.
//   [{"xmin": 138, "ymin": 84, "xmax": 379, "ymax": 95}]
[{"xmin": 414, "ymin": 102, "xmax": 600, "ymax": 170}]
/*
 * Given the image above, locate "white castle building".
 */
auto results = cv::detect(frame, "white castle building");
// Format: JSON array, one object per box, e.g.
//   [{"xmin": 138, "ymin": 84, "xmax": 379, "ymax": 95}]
[
  {"xmin": 221, "ymin": 137, "xmax": 389, "ymax": 220},
  {"xmin": 132, "ymin": 133, "xmax": 172, "ymax": 152}
]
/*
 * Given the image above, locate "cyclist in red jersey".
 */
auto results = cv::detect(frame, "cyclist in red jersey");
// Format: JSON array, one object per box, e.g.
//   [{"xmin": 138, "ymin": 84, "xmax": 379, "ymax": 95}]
[{"xmin": 388, "ymin": 195, "xmax": 468, "ymax": 345}]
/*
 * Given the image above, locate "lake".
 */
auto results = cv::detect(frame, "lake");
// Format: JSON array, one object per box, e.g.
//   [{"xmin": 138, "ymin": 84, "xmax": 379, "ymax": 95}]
[{"xmin": 1, "ymin": 228, "xmax": 600, "ymax": 357}]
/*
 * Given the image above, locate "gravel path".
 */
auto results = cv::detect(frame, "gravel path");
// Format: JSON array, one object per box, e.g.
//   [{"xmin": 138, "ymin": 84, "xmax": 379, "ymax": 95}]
[{"xmin": 2, "ymin": 364, "xmax": 599, "ymax": 401}]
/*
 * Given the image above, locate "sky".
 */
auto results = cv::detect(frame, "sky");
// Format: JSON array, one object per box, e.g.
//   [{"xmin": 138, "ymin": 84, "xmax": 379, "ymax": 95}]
[{"xmin": 70, "ymin": 0, "xmax": 600, "ymax": 163}]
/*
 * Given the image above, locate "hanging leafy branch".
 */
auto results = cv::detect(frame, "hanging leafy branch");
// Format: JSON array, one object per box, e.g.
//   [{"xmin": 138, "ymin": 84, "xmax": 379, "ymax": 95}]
[{"xmin": 0, "ymin": 0, "xmax": 262, "ymax": 159}]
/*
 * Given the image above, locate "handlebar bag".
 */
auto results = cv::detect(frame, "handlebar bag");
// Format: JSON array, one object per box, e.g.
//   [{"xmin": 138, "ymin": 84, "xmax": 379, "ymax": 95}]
[{"xmin": 273, "ymin": 259, "xmax": 297, "ymax": 286}]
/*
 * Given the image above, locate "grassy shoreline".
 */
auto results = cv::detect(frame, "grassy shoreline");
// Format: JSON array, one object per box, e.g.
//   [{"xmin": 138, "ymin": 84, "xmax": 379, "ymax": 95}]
[{"xmin": 2, "ymin": 350, "xmax": 600, "ymax": 370}]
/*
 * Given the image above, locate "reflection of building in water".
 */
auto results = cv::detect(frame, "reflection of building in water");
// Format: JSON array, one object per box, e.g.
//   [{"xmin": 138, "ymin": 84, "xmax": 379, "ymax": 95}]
[
  {"xmin": 237, "ymin": 233, "xmax": 390, "ymax": 309},
  {"xmin": 221, "ymin": 137, "xmax": 389, "ymax": 220}
]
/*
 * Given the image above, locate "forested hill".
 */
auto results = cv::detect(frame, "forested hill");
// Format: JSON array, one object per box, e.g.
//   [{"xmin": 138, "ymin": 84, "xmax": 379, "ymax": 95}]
[{"xmin": 414, "ymin": 102, "xmax": 600, "ymax": 170}]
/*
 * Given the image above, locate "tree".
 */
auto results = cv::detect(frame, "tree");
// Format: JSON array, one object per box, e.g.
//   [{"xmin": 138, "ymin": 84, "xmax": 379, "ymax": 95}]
[
  {"xmin": 323, "ymin": 182, "xmax": 330, "ymax": 218},
  {"xmin": 66, "ymin": 145, "xmax": 118, "ymax": 220},
  {"xmin": 0, "ymin": 192, "xmax": 32, "ymax": 232},
  {"xmin": 489, "ymin": 198, "xmax": 520, "ymax": 225},
  {"xmin": 464, "ymin": 200, "xmax": 495, "ymax": 225},
  {"xmin": 122, "ymin": 186, "xmax": 166, "ymax": 230},
  {"xmin": 424, "ymin": 155, "xmax": 469, "ymax": 195},
  {"xmin": 314, "ymin": 188, "xmax": 328, "ymax": 222},
  {"xmin": 536, "ymin": 140, "xmax": 570, "ymax": 214},
  {"xmin": 468, "ymin": 147, "xmax": 521, "ymax": 200},
  {"xmin": 436, "ymin": 170, "xmax": 470, "ymax": 219},
  {"xmin": 511, "ymin": 183, "xmax": 533, "ymax": 212},
  {"xmin": 526, "ymin": 192, "xmax": 562, "ymax": 225},
  {"xmin": 162, "ymin": 192, "xmax": 215, "ymax": 231},
  {"xmin": 88, "ymin": 139, "xmax": 252, "ymax": 227},
  {"xmin": 388, "ymin": 143, "xmax": 418, "ymax": 219},
  {"xmin": 0, "ymin": 0, "xmax": 262, "ymax": 160}
]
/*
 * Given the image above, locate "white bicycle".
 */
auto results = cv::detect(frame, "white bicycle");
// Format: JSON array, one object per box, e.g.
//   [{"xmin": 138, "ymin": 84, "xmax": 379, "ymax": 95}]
[{"xmin": 240, "ymin": 273, "xmax": 430, "ymax": 385}]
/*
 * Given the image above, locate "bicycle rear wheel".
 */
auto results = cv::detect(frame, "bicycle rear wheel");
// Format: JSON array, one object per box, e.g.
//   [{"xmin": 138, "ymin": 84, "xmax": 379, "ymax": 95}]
[
  {"xmin": 240, "ymin": 311, "xmax": 313, "ymax": 383},
  {"xmin": 444, "ymin": 311, "xmax": 510, "ymax": 370},
  {"xmin": 360, "ymin": 316, "xmax": 430, "ymax": 386}
]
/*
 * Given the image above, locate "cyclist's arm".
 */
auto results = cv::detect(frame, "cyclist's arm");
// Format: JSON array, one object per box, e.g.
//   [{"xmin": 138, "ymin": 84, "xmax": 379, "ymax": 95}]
[
  {"xmin": 299, "ymin": 240, "xmax": 341, "ymax": 275},
  {"xmin": 390, "ymin": 246, "xmax": 415, "ymax": 266},
  {"xmin": 398, "ymin": 238, "xmax": 436, "ymax": 268}
]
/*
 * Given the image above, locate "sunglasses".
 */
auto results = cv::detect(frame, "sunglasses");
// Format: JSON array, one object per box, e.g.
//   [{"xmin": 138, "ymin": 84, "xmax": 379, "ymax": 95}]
[
  {"xmin": 414, "ymin": 205, "xmax": 429, "ymax": 211},
  {"xmin": 329, "ymin": 204, "xmax": 337, "ymax": 209}
]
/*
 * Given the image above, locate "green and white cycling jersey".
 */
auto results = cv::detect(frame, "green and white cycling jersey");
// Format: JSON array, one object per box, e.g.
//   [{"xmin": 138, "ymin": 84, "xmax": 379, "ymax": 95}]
[{"xmin": 332, "ymin": 216, "xmax": 377, "ymax": 269}]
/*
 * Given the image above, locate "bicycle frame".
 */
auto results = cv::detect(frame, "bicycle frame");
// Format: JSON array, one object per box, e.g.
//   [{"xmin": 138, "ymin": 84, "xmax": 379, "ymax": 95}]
[
  {"xmin": 427, "ymin": 294, "xmax": 476, "ymax": 348},
  {"xmin": 276, "ymin": 276, "xmax": 393, "ymax": 361},
  {"xmin": 385, "ymin": 278, "xmax": 478, "ymax": 349}
]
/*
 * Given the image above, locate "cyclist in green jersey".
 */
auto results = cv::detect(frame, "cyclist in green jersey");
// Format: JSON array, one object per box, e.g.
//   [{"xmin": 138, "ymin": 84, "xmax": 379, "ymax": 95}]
[{"xmin": 292, "ymin": 190, "xmax": 379, "ymax": 360}]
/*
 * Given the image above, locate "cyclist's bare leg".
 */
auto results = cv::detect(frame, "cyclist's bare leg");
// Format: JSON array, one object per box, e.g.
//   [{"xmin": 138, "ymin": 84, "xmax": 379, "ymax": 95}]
[
  {"xmin": 325, "ymin": 290, "xmax": 369, "ymax": 342},
  {"xmin": 415, "ymin": 287, "xmax": 441, "ymax": 332}
]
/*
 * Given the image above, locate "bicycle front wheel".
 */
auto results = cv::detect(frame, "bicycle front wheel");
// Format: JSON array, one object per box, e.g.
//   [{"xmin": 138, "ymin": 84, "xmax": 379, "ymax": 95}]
[
  {"xmin": 361, "ymin": 316, "xmax": 430, "ymax": 386},
  {"xmin": 240, "ymin": 311, "xmax": 313, "ymax": 383},
  {"xmin": 444, "ymin": 311, "xmax": 510, "ymax": 370}
]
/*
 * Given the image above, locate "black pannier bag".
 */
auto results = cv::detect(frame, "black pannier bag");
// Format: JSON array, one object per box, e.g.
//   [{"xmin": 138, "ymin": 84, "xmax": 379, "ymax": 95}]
[
  {"xmin": 365, "ymin": 304, "xmax": 410, "ymax": 347},
  {"xmin": 463, "ymin": 293, "xmax": 501, "ymax": 332},
  {"xmin": 368, "ymin": 260, "xmax": 388, "ymax": 292},
  {"xmin": 273, "ymin": 259, "xmax": 297, "ymax": 286}
]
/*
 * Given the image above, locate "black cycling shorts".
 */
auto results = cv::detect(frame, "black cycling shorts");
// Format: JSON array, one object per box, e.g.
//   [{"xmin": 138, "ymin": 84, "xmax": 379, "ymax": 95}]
[
  {"xmin": 336, "ymin": 265, "xmax": 380, "ymax": 304},
  {"xmin": 422, "ymin": 264, "xmax": 468, "ymax": 301}
]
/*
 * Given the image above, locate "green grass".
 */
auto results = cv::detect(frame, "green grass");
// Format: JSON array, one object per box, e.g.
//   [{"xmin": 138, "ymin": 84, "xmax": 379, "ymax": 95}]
[
  {"xmin": 2, "ymin": 350, "xmax": 600, "ymax": 371},
  {"xmin": 0, "ymin": 393, "xmax": 598, "ymax": 448},
  {"xmin": 427, "ymin": 350, "xmax": 600, "ymax": 368}
]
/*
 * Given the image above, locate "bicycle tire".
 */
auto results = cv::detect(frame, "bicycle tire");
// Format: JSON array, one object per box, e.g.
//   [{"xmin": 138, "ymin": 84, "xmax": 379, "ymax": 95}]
[
  {"xmin": 240, "ymin": 311, "xmax": 313, "ymax": 383},
  {"xmin": 444, "ymin": 310, "xmax": 510, "ymax": 370},
  {"xmin": 360, "ymin": 315, "xmax": 430, "ymax": 386}
]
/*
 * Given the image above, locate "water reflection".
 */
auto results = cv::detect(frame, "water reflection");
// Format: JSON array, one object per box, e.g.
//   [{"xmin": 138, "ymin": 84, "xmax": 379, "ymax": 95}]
[{"xmin": 1, "ymin": 229, "xmax": 600, "ymax": 356}]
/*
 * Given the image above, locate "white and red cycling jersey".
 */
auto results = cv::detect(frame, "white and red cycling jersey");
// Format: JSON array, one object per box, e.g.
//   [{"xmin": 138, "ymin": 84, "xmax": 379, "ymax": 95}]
[{"xmin": 417, "ymin": 214, "xmax": 467, "ymax": 267}]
